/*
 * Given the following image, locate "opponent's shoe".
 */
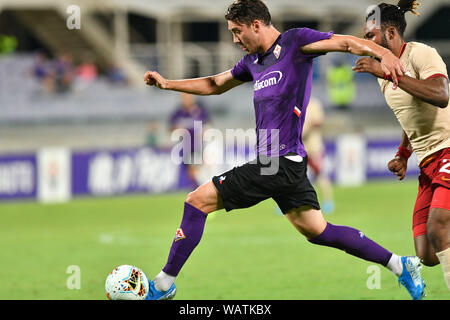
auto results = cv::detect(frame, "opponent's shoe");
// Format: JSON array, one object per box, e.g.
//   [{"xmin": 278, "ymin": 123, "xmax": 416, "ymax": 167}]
[
  {"xmin": 145, "ymin": 280, "xmax": 176, "ymax": 300},
  {"xmin": 398, "ymin": 256, "xmax": 425, "ymax": 300}
]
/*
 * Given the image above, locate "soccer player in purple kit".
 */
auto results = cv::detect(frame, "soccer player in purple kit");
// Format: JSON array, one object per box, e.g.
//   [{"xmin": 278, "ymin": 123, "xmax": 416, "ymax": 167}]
[
  {"xmin": 169, "ymin": 93, "xmax": 210, "ymax": 190},
  {"xmin": 143, "ymin": 0, "xmax": 425, "ymax": 300}
]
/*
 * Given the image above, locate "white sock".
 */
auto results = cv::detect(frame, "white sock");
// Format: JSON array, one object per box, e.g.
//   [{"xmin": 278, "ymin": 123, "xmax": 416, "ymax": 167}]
[
  {"xmin": 386, "ymin": 254, "xmax": 403, "ymax": 277},
  {"xmin": 153, "ymin": 271, "xmax": 176, "ymax": 292},
  {"xmin": 436, "ymin": 247, "xmax": 450, "ymax": 291}
]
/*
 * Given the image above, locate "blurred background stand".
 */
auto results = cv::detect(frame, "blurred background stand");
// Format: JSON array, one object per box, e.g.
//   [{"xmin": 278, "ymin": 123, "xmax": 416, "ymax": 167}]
[{"xmin": 0, "ymin": 0, "xmax": 448, "ymax": 201}]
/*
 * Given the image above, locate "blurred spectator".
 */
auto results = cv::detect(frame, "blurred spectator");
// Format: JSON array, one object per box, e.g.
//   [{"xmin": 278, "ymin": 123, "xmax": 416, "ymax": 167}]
[
  {"xmin": 107, "ymin": 63, "xmax": 128, "ymax": 86},
  {"xmin": 303, "ymin": 97, "xmax": 334, "ymax": 214},
  {"xmin": 169, "ymin": 93, "xmax": 210, "ymax": 190},
  {"xmin": 31, "ymin": 51, "xmax": 76, "ymax": 95},
  {"xmin": 31, "ymin": 50, "xmax": 55, "ymax": 94},
  {"xmin": 146, "ymin": 120, "xmax": 161, "ymax": 148},
  {"xmin": 53, "ymin": 52, "xmax": 75, "ymax": 94},
  {"xmin": 326, "ymin": 59, "xmax": 356, "ymax": 111},
  {"xmin": 76, "ymin": 59, "xmax": 98, "ymax": 82},
  {"xmin": 75, "ymin": 56, "xmax": 98, "ymax": 91},
  {"xmin": 32, "ymin": 51, "xmax": 48, "ymax": 80}
]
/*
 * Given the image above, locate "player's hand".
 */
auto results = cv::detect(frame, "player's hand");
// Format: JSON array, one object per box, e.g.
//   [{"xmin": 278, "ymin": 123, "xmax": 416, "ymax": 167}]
[
  {"xmin": 378, "ymin": 51, "xmax": 406, "ymax": 85},
  {"xmin": 144, "ymin": 71, "xmax": 168, "ymax": 89},
  {"xmin": 353, "ymin": 57, "xmax": 384, "ymax": 79},
  {"xmin": 387, "ymin": 156, "xmax": 408, "ymax": 180}
]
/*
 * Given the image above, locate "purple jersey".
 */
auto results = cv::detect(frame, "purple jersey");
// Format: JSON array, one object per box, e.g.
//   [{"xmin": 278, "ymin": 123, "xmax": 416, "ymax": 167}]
[{"xmin": 231, "ymin": 28, "xmax": 333, "ymax": 157}]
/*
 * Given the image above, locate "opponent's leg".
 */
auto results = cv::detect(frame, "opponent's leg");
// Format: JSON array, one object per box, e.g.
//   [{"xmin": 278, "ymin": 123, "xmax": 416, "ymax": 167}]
[
  {"xmin": 411, "ymin": 178, "xmax": 439, "ymax": 266},
  {"xmin": 429, "ymin": 207, "xmax": 450, "ymax": 290},
  {"xmin": 428, "ymin": 207, "xmax": 450, "ymax": 252},
  {"xmin": 148, "ymin": 181, "xmax": 222, "ymax": 300},
  {"xmin": 286, "ymin": 206, "xmax": 425, "ymax": 299},
  {"xmin": 427, "ymin": 186, "xmax": 450, "ymax": 290},
  {"xmin": 414, "ymin": 235, "xmax": 439, "ymax": 266},
  {"xmin": 414, "ymin": 185, "xmax": 450, "ymax": 289}
]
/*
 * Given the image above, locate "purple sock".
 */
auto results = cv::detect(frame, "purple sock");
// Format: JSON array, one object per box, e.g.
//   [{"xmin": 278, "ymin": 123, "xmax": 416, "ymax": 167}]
[
  {"xmin": 308, "ymin": 223, "xmax": 392, "ymax": 266},
  {"xmin": 162, "ymin": 202, "xmax": 207, "ymax": 276}
]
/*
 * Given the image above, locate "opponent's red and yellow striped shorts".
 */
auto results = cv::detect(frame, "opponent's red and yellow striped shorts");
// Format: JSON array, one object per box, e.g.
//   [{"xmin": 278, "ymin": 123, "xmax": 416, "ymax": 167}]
[{"xmin": 413, "ymin": 148, "xmax": 450, "ymax": 238}]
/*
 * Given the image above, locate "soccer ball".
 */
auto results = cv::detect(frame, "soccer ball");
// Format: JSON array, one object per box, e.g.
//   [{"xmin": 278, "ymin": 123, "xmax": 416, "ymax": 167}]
[{"xmin": 105, "ymin": 265, "xmax": 149, "ymax": 300}]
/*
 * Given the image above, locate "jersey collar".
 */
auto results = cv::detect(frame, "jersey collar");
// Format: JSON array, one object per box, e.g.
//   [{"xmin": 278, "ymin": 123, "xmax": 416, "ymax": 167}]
[
  {"xmin": 398, "ymin": 42, "xmax": 407, "ymax": 58},
  {"xmin": 257, "ymin": 33, "xmax": 282, "ymax": 60}
]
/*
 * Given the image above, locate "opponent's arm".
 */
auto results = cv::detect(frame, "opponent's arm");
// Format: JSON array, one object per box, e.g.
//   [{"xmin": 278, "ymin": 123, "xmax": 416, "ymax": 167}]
[
  {"xmin": 301, "ymin": 34, "xmax": 406, "ymax": 84},
  {"xmin": 387, "ymin": 131, "xmax": 412, "ymax": 181},
  {"xmin": 398, "ymin": 76, "xmax": 448, "ymax": 108},
  {"xmin": 353, "ymin": 58, "xmax": 449, "ymax": 108},
  {"xmin": 144, "ymin": 70, "xmax": 243, "ymax": 95}
]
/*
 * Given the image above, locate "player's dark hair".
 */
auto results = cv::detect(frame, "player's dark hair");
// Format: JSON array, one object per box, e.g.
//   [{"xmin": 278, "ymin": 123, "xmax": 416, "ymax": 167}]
[
  {"xmin": 225, "ymin": 0, "xmax": 271, "ymax": 26},
  {"xmin": 366, "ymin": 0, "xmax": 421, "ymax": 36}
]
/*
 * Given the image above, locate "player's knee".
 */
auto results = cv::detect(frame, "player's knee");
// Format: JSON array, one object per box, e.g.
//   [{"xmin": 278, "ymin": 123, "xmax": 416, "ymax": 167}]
[
  {"xmin": 426, "ymin": 210, "xmax": 450, "ymax": 257},
  {"xmin": 304, "ymin": 224, "xmax": 326, "ymax": 239},
  {"xmin": 185, "ymin": 190, "xmax": 201, "ymax": 208},
  {"xmin": 292, "ymin": 218, "xmax": 325, "ymax": 239},
  {"xmin": 427, "ymin": 208, "xmax": 450, "ymax": 240},
  {"xmin": 185, "ymin": 189, "xmax": 209, "ymax": 213}
]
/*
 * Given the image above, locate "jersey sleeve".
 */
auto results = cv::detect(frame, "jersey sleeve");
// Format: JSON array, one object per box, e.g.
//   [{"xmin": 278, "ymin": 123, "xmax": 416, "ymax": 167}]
[
  {"xmin": 231, "ymin": 56, "xmax": 253, "ymax": 82},
  {"xmin": 410, "ymin": 44, "xmax": 449, "ymax": 80},
  {"xmin": 295, "ymin": 28, "xmax": 334, "ymax": 58}
]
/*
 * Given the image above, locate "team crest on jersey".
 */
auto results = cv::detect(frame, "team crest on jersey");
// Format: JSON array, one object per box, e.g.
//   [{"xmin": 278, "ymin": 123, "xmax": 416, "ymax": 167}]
[
  {"xmin": 219, "ymin": 176, "xmax": 226, "ymax": 184},
  {"xmin": 273, "ymin": 44, "xmax": 282, "ymax": 59},
  {"xmin": 175, "ymin": 228, "xmax": 186, "ymax": 242}
]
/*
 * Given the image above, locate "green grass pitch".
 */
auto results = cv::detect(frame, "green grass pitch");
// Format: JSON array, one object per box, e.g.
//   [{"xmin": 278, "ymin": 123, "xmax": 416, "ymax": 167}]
[{"xmin": 0, "ymin": 180, "xmax": 448, "ymax": 300}]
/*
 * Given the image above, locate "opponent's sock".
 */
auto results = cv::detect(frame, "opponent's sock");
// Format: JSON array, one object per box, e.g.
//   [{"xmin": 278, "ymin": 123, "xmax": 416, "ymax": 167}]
[
  {"xmin": 308, "ymin": 223, "xmax": 393, "ymax": 266},
  {"xmin": 162, "ymin": 202, "xmax": 207, "ymax": 277},
  {"xmin": 154, "ymin": 271, "xmax": 176, "ymax": 292},
  {"xmin": 386, "ymin": 253, "xmax": 403, "ymax": 277},
  {"xmin": 436, "ymin": 247, "xmax": 450, "ymax": 290}
]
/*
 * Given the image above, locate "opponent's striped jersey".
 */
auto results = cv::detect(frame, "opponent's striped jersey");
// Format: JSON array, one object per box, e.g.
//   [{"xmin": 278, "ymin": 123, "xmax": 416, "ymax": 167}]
[
  {"xmin": 377, "ymin": 42, "xmax": 450, "ymax": 164},
  {"xmin": 231, "ymin": 28, "xmax": 333, "ymax": 157}
]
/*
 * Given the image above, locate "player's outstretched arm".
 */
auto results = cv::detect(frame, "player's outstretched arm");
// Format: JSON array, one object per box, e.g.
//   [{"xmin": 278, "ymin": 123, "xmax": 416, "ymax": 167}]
[
  {"xmin": 353, "ymin": 57, "xmax": 449, "ymax": 108},
  {"xmin": 144, "ymin": 70, "xmax": 243, "ymax": 96},
  {"xmin": 388, "ymin": 131, "xmax": 411, "ymax": 181},
  {"xmin": 301, "ymin": 34, "xmax": 406, "ymax": 84}
]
